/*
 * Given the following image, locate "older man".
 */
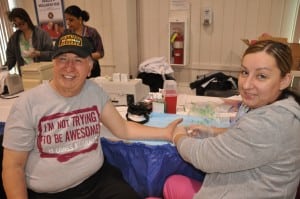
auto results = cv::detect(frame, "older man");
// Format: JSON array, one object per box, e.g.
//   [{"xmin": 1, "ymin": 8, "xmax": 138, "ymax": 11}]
[{"xmin": 2, "ymin": 33, "xmax": 182, "ymax": 199}]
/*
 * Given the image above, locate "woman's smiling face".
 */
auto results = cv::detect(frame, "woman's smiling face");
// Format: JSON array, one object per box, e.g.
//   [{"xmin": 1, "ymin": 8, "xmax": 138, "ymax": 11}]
[{"xmin": 238, "ymin": 51, "xmax": 291, "ymax": 109}]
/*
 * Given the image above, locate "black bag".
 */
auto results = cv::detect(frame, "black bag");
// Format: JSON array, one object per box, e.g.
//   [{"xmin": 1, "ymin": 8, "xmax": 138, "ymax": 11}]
[
  {"xmin": 137, "ymin": 72, "xmax": 175, "ymax": 92},
  {"xmin": 190, "ymin": 72, "xmax": 238, "ymax": 97}
]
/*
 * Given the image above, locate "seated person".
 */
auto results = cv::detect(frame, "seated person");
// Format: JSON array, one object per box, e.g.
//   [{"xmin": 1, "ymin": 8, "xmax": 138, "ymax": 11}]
[
  {"xmin": 161, "ymin": 40, "xmax": 300, "ymax": 199},
  {"xmin": 2, "ymin": 33, "xmax": 182, "ymax": 199}
]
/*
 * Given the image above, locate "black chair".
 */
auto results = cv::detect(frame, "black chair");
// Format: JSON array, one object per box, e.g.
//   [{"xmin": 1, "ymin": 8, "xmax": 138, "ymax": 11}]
[{"xmin": 0, "ymin": 134, "xmax": 6, "ymax": 199}]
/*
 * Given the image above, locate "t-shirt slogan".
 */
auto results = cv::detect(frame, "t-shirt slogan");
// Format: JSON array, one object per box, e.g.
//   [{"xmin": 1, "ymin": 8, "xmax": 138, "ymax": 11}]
[{"xmin": 37, "ymin": 106, "xmax": 101, "ymax": 162}]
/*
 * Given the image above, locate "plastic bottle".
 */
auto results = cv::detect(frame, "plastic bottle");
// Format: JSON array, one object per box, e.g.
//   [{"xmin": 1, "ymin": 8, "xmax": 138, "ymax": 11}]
[{"xmin": 163, "ymin": 80, "xmax": 177, "ymax": 114}]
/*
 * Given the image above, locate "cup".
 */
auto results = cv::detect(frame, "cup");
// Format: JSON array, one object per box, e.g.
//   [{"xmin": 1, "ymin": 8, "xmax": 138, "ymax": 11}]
[{"xmin": 164, "ymin": 80, "xmax": 177, "ymax": 114}]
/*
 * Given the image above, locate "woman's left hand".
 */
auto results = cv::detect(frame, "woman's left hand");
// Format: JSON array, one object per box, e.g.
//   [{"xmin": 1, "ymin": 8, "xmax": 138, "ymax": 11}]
[{"xmin": 166, "ymin": 118, "xmax": 183, "ymax": 141}]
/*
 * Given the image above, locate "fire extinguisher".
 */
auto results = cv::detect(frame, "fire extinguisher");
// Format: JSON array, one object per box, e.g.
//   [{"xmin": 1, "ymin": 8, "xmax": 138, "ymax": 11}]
[{"xmin": 173, "ymin": 33, "xmax": 184, "ymax": 64}]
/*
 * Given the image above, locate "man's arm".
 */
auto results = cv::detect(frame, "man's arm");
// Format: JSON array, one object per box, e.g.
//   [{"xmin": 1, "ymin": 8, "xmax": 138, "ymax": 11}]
[
  {"xmin": 2, "ymin": 148, "xmax": 29, "ymax": 199},
  {"xmin": 101, "ymin": 101, "xmax": 182, "ymax": 141}
]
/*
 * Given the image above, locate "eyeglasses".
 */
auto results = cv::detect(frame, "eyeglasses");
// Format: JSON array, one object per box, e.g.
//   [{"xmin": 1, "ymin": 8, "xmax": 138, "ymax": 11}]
[
  {"xmin": 55, "ymin": 55, "xmax": 86, "ymax": 67},
  {"xmin": 12, "ymin": 21, "xmax": 26, "ymax": 28}
]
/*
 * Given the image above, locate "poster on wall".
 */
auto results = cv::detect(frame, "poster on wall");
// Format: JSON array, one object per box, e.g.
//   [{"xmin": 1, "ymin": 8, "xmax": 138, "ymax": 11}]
[{"xmin": 34, "ymin": 0, "xmax": 65, "ymax": 40}]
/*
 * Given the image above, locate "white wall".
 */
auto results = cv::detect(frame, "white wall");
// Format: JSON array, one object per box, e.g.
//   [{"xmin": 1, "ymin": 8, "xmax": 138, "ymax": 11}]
[
  {"xmin": 15, "ymin": 0, "xmax": 300, "ymax": 83},
  {"xmin": 138, "ymin": 0, "xmax": 299, "ymax": 83}
]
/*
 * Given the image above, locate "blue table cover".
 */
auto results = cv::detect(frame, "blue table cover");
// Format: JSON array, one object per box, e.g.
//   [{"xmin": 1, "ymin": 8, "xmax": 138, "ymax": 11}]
[
  {"xmin": 101, "ymin": 111, "xmax": 236, "ymax": 197},
  {"xmin": 101, "ymin": 138, "xmax": 205, "ymax": 198},
  {"xmin": 101, "ymin": 112, "xmax": 226, "ymax": 197}
]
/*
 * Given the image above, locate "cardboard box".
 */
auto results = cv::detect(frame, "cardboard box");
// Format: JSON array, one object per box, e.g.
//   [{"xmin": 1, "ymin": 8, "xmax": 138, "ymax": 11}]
[
  {"xmin": 241, "ymin": 36, "xmax": 288, "ymax": 46},
  {"xmin": 258, "ymin": 35, "xmax": 288, "ymax": 44},
  {"xmin": 241, "ymin": 36, "xmax": 300, "ymax": 70},
  {"xmin": 289, "ymin": 43, "xmax": 300, "ymax": 70}
]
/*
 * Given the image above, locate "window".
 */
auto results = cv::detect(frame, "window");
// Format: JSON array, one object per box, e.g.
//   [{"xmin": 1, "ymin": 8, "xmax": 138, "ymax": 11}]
[{"xmin": 0, "ymin": 0, "xmax": 15, "ymax": 66}]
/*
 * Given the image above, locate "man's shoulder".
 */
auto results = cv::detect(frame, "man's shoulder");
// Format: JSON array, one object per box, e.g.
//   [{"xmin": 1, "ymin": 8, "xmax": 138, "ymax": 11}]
[
  {"xmin": 85, "ymin": 79, "xmax": 103, "ymax": 91},
  {"xmin": 21, "ymin": 83, "xmax": 50, "ymax": 99}
]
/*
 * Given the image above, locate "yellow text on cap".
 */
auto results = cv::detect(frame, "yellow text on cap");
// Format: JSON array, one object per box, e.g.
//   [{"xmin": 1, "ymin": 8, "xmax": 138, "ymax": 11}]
[{"xmin": 58, "ymin": 34, "xmax": 83, "ymax": 47}]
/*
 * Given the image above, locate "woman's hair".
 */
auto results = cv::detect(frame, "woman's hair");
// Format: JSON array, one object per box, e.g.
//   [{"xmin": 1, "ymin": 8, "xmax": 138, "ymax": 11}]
[
  {"xmin": 7, "ymin": 8, "xmax": 35, "ymax": 30},
  {"xmin": 243, "ymin": 40, "xmax": 300, "ymax": 105},
  {"xmin": 64, "ymin": 5, "xmax": 90, "ymax": 22}
]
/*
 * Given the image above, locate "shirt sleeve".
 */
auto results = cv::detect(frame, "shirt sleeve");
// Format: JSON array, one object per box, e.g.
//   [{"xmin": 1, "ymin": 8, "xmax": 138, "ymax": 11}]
[
  {"xmin": 33, "ymin": 27, "xmax": 54, "ymax": 61},
  {"xmin": 177, "ymin": 108, "xmax": 282, "ymax": 173},
  {"xmin": 86, "ymin": 26, "xmax": 104, "ymax": 58},
  {"xmin": 3, "ymin": 95, "xmax": 36, "ymax": 151},
  {"xmin": 5, "ymin": 33, "xmax": 18, "ymax": 69}
]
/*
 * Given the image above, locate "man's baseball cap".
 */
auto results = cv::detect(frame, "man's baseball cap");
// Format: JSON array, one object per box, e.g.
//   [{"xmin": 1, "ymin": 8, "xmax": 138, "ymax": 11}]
[{"xmin": 52, "ymin": 33, "xmax": 92, "ymax": 58}]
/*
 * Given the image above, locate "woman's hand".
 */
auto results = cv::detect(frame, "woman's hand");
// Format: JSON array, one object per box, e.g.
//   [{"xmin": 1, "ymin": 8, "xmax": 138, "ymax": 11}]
[
  {"xmin": 187, "ymin": 125, "xmax": 214, "ymax": 139},
  {"xmin": 165, "ymin": 118, "xmax": 183, "ymax": 141},
  {"xmin": 171, "ymin": 125, "xmax": 188, "ymax": 144},
  {"xmin": 187, "ymin": 125, "xmax": 227, "ymax": 138}
]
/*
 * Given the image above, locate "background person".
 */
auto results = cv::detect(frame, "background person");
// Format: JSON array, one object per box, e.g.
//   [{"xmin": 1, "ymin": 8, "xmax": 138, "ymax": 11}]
[
  {"xmin": 160, "ymin": 40, "xmax": 300, "ymax": 199},
  {"xmin": 5, "ymin": 8, "xmax": 53, "ymax": 75},
  {"xmin": 2, "ymin": 33, "xmax": 182, "ymax": 199},
  {"xmin": 64, "ymin": 5, "xmax": 104, "ymax": 78}
]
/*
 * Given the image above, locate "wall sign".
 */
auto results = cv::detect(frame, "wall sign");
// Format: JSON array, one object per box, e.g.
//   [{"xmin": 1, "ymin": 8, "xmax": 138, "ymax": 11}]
[{"xmin": 34, "ymin": 0, "xmax": 65, "ymax": 40}]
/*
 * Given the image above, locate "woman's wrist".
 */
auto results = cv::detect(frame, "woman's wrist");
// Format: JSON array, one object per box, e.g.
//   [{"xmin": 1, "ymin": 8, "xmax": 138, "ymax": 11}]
[{"xmin": 172, "ymin": 133, "xmax": 187, "ymax": 144}]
